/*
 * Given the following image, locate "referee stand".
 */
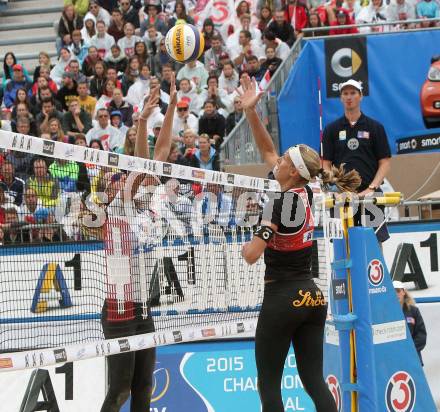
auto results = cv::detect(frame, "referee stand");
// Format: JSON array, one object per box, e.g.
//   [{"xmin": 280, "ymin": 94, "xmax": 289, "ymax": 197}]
[{"xmin": 323, "ymin": 194, "xmax": 436, "ymax": 412}]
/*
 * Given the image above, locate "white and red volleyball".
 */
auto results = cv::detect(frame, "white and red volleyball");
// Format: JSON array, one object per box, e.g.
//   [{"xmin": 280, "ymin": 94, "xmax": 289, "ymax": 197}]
[{"xmin": 164, "ymin": 23, "xmax": 205, "ymax": 64}]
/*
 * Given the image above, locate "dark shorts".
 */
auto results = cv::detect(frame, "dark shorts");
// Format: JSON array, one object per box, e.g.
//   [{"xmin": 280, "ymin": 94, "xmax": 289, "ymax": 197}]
[{"xmin": 101, "ymin": 300, "xmax": 155, "ymax": 339}]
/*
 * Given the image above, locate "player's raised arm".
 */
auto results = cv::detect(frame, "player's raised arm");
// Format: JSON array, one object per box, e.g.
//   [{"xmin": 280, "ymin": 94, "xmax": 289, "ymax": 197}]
[
  {"xmin": 153, "ymin": 73, "xmax": 177, "ymax": 162},
  {"xmin": 134, "ymin": 87, "xmax": 160, "ymax": 159},
  {"xmin": 237, "ymin": 77, "xmax": 279, "ymax": 169}
]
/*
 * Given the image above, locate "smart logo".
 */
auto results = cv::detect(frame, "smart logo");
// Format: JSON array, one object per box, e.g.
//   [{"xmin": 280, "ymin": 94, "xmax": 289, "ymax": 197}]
[
  {"xmin": 385, "ymin": 371, "xmax": 416, "ymax": 412},
  {"xmin": 326, "ymin": 375, "xmax": 341, "ymax": 412},
  {"xmin": 325, "ymin": 37, "xmax": 369, "ymax": 97}
]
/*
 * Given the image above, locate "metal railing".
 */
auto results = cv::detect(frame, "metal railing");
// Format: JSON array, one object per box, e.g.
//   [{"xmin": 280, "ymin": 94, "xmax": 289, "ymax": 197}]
[
  {"xmin": 302, "ymin": 17, "xmax": 440, "ymax": 36},
  {"xmin": 220, "ymin": 38, "xmax": 303, "ymax": 167}
]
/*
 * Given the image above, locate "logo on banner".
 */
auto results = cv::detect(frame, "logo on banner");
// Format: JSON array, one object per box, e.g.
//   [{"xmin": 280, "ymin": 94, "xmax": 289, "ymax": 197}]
[
  {"xmin": 0, "ymin": 357, "xmax": 13, "ymax": 369},
  {"xmin": 151, "ymin": 367, "xmax": 170, "ymax": 402},
  {"xmin": 264, "ymin": 179, "xmax": 270, "ymax": 190},
  {"xmin": 201, "ymin": 328, "xmax": 216, "ymax": 337},
  {"xmin": 325, "ymin": 37, "xmax": 369, "ymax": 97},
  {"xmin": 332, "ymin": 279, "xmax": 347, "ymax": 300},
  {"xmin": 237, "ymin": 322, "xmax": 245, "ymax": 333},
  {"xmin": 396, "ymin": 133, "xmax": 440, "ymax": 154},
  {"xmin": 108, "ymin": 153, "xmax": 119, "ymax": 167},
  {"xmin": 118, "ymin": 339, "xmax": 130, "ymax": 352},
  {"xmin": 227, "ymin": 174, "xmax": 235, "ymax": 184},
  {"xmin": 42, "ymin": 140, "xmax": 55, "ymax": 155},
  {"xmin": 53, "ymin": 348, "xmax": 67, "ymax": 363},
  {"xmin": 192, "ymin": 169, "xmax": 206, "ymax": 179},
  {"xmin": 163, "ymin": 163, "xmax": 173, "ymax": 175},
  {"xmin": 326, "ymin": 375, "xmax": 342, "ymax": 412},
  {"xmin": 173, "ymin": 331, "xmax": 183, "ymax": 342},
  {"xmin": 385, "ymin": 371, "xmax": 416, "ymax": 412}
]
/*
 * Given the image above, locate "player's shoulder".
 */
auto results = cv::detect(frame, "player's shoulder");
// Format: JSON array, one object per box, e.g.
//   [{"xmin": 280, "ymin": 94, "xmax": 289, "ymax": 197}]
[{"xmin": 361, "ymin": 113, "xmax": 385, "ymax": 129}]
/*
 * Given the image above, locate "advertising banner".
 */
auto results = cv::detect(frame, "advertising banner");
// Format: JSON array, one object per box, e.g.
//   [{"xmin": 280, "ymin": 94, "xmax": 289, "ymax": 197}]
[
  {"xmin": 0, "ymin": 358, "xmax": 105, "ymax": 411},
  {"xmin": 122, "ymin": 340, "xmax": 314, "ymax": 412},
  {"xmin": 278, "ymin": 31, "xmax": 440, "ymax": 155}
]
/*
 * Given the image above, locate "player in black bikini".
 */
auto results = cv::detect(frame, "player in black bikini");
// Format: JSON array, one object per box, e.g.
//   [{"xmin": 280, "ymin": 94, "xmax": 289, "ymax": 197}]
[{"xmin": 238, "ymin": 77, "xmax": 360, "ymax": 412}]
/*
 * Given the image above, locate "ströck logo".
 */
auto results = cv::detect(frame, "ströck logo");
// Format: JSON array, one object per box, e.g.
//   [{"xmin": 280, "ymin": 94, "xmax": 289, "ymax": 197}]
[
  {"xmin": 385, "ymin": 371, "xmax": 416, "ymax": 412},
  {"xmin": 326, "ymin": 375, "xmax": 342, "ymax": 412}
]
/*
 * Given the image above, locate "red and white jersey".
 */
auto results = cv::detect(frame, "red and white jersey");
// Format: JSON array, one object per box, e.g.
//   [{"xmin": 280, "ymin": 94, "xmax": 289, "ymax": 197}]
[{"xmin": 267, "ymin": 187, "xmax": 315, "ymax": 252}]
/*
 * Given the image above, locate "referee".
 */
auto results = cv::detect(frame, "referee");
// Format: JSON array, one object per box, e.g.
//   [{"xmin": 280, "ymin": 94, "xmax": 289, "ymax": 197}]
[
  {"xmin": 237, "ymin": 76, "xmax": 361, "ymax": 412},
  {"xmin": 322, "ymin": 79, "xmax": 392, "ymax": 242}
]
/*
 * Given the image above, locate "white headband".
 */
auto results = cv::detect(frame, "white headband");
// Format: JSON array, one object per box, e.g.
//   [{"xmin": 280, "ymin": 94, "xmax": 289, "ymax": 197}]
[{"xmin": 288, "ymin": 146, "xmax": 311, "ymax": 181}]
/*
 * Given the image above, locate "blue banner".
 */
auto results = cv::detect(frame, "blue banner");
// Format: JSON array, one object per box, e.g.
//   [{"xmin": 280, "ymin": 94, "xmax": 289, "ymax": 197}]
[
  {"xmin": 278, "ymin": 31, "xmax": 440, "ymax": 155},
  {"xmin": 121, "ymin": 340, "xmax": 316, "ymax": 412}
]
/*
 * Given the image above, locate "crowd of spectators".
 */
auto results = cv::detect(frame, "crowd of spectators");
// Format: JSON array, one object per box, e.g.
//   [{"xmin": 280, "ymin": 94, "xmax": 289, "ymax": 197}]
[{"xmin": 0, "ymin": 0, "xmax": 438, "ymax": 244}]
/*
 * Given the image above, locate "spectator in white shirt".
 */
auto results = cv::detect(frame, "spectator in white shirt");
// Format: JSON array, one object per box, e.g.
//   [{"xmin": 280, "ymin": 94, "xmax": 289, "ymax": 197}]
[
  {"xmin": 117, "ymin": 22, "xmax": 142, "ymax": 58},
  {"xmin": 204, "ymin": 35, "xmax": 228, "ymax": 76},
  {"xmin": 176, "ymin": 60, "xmax": 209, "ymax": 90},
  {"xmin": 387, "ymin": 0, "xmax": 416, "ymax": 28},
  {"xmin": 199, "ymin": 75, "xmax": 233, "ymax": 116},
  {"xmin": 263, "ymin": 30, "xmax": 290, "ymax": 61},
  {"xmin": 94, "ymin": 79, "xmax": 117, "ymax": 117},
  {"xmin": 172, "ymin": 100, "xmax": 199, "ymax": 139},
  {"xmin": 227, "ymin": 13, "xmax": 263, "ymax": 50},
  {"xmin": 86, "ymin": 108, "xmax": 123, "ymax": 151},
  {"xmin": 125, "ymin": 63, "xmax": 151, "ymax": 106},
  {"xmin": 19, "ymin": 187, "xmax": 42, "ymax": 223},
  {"xmin": 81, "ymin": 16, "xmax": 96, "ymax": 45},
  {"xmin": 231, "ymin": 30, "xmax": 265, "ymax": 71},
  {"xmin": 84, "ymin": 1, "xmax": 111, "ymax": 28},
  {"xmin": 176, "ymin": 78, "xmax": 202, "ymax": 115},
  {"xmin": 90, "ymin": 20, "xmax": 116, "ymax": 59},
  {"xmin": 218, "ymin": 61, "xmax": 239, "ymax": 95},
  {"xmin": 357, "ymin": 0, "xmax": 389, "ymax": 32},
  {"xmin": 143, "ymin": 24, "xmax": 163, "ymax": 56}
]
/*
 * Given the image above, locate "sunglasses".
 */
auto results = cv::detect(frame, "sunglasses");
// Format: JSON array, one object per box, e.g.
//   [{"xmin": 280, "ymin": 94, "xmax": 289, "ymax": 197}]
[
  {"xmin": 98, "ymin": 114, "xmax": 109, "ymax": 118},
  {"xmin": 177, "ymin": 107, "xmax": 188, "ymax": 112}
]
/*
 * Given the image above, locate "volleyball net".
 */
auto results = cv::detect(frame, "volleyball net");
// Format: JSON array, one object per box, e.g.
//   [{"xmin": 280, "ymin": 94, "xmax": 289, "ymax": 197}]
[{"xmin": 0, "ymin": 131, "xmax": 330, "ymax": 371}]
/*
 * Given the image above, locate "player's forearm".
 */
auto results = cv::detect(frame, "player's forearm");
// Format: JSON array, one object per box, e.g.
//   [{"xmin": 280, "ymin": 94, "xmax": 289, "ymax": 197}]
[
  {"xmin": 371, "ymin": 158, "xmax": 391, "ymax": 188},
  {"xmin": 135, "ymin": 118, "xmax": 149, "ymax": 159},
  {"xmin": 154, "ymin": 102, "xmax": 176, "ymax": 162},
  {"xmin": 244, "ymin": 108, "xmax": 278, "ymax": 168}
]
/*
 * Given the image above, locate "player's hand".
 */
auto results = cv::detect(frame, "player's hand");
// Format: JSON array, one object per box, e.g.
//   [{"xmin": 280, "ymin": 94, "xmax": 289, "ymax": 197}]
[
  {"xmin": 236, "ymin": 76, "xmax": 263, "ymax": 111},
  {"xmin": 141, "ymin": 87, "xmax": 159, "ymax": 120},
  {"xmin": 169, "ymin": 72, "xmax": 177, "ymax": 106},
  {"xmin": 358, "ymin": 188, "xmax": 375, "ymax": 197}
]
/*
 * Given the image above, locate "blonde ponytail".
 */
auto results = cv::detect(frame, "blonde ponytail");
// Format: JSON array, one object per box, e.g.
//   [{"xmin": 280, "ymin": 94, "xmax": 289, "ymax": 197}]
[
  {"xmin": 319, "ymin": 164, "xmax": 361, "ymax": 193},
  {"xmin": 295, "ymin": 144, "xmax": 362, "ymax": 193}
]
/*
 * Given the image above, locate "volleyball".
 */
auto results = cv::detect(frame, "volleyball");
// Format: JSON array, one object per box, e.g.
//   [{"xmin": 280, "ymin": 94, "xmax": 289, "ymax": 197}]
[{"xmin": 164, "ymin": 23, "xmax": 205, "ymax": 64}]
